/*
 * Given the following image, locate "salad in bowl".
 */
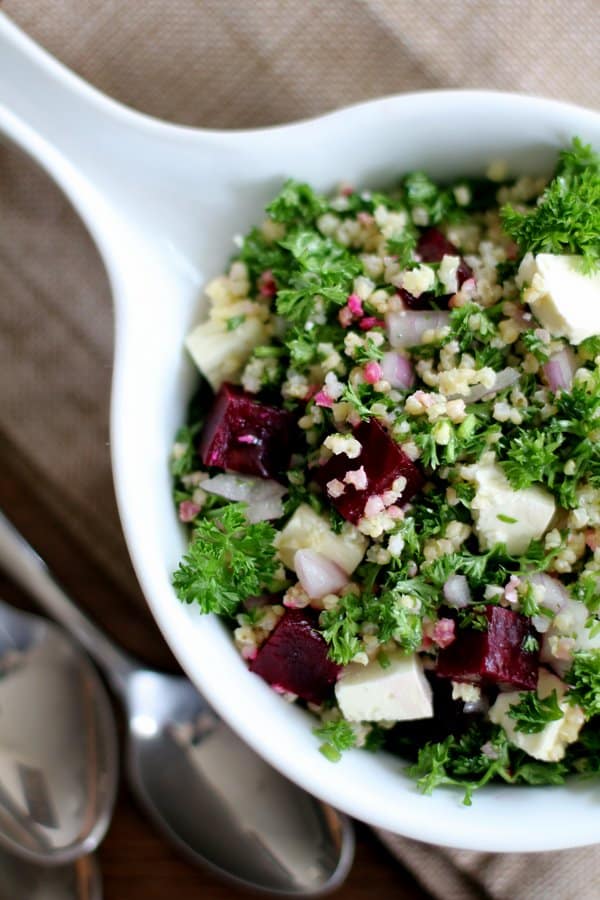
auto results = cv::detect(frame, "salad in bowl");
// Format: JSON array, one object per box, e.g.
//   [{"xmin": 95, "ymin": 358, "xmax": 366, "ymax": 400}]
[{"xmin": 171, "ymin": 137, "xmax": 600, "ymax": 805}]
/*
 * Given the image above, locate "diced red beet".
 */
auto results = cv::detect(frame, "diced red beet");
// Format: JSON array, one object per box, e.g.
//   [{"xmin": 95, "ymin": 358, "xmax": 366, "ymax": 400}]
[
  {"xmin": 436, "ymin": 606, "xmax": 539, "ymax": 690},
  {"xmin": 417, "ymin": 227, "xmax": 460, "ymax": 262},
  {"xmin": 199, "ymin": 383, "xmax": 295, "ymax": 481},
  {"xmin": 418, "ymin": 228, "xmax": 473, "ymax": 289},
  {"xmin": 399, "ymin": 228, "xmax": 473, "ymax": 310},
  {"xmin": 315, "ymin": 419, "xmax": 424, "ymax": 525},
  {"xmin": 250, "ymin": 609, "xmax": 340, "ymax": 702}
]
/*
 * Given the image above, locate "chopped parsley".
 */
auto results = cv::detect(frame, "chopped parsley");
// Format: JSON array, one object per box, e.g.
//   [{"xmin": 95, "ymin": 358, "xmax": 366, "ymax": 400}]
[
  {"xmin": 507, "ymin": 690, "xmax": 563, "ymax": 734},
  {"xmin": 172, "ymin": 503, "xmax": 282, "ymax": 616},
  {"xmin": 407, "ymin": 723, "xmax": 568, "ymax": 805},
  {"xmin": 275, "ymin": 229, "xmax": 362, "ymax": 326},
  {"xmin": 401, "ymin": 171, "xmax": 463, "ymax": 225},
  {"xmin": 501, "ymin": 138, "xmax": 600, "ymax": 273},
  {"xmin": 313, "ymin": 719, "xmax": 357, "ymax": 762},
  {"xmin": 566, "ymin": 650, "xmax": 600, "ymax": 718},
  {"xmin": 266, "ymin": 179, "xmax": 328, "ymax": 226},
  {"xmin": 170, "ymin": 424, "xmax": 200, "ymax": 479}
]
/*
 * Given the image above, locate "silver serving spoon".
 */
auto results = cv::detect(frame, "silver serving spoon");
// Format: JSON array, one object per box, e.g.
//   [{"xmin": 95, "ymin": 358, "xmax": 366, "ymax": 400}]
[
  {"xmin": 0, "ymin": 595, "xmax": 117, "ymax": 865},
  {"xmin": 0, "ymin": 848, "xmax": 102, "ymax": 900},
  {"xmin": 0, "ymin": 511, "xmax": 355, "ymax": 896}
]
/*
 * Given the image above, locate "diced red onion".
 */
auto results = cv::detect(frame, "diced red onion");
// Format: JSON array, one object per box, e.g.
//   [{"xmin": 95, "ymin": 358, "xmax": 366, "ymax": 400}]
[
  {"xmin": 380, "ymin": 351, "xmax": 415, "ymax": 389},
  {"xmin": 528, "ymin": 573, "xmax": 570, "ymax": 615},
  {"xmin": 202, "ymin": 473, "xmax": 286, "ymax": 523},
  {"xmin": 294, "ymin": 549, "xmax": 349, "ymax": 600},
  {"xmin": 386, "ymin": 310, "xmax": 450, "ymax": 349},
  {"xmin": 443, "ymin": 574, "xmax": 472, "ymax": 608},
  {"xmin": 461, "ymin": 367, "xmax": 519, "ymax": 403},
  {"xmin": 543, "ymin": 348, "xmax": 577, "ymax": 393},
  {"xmin": 527, "ymin": 573, "xmax": 570, "ymax": 632}
]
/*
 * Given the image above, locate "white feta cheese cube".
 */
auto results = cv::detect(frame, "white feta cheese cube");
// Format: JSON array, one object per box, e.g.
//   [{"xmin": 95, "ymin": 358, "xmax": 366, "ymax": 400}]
[
  {"xmin": 185, "ymin": 316, "xmax": 268, "ymax": 390},
  {"xmin": 489, "ymin": 669, "xmax": 585, "ymax": 762},
  {"xmin": 275, "ymin": 504, "xmax": 367, "ymax": 574},
  {"xmin": 335, "ymin": 652, "xmax": 433, "ymax": 722},
  {"xmin": 470, "ymin": 461, "xmax": 555, "ymax": 554},
  {"xmin": 517, "ymin": 253, "xmax": 600, "ymax": 345}
]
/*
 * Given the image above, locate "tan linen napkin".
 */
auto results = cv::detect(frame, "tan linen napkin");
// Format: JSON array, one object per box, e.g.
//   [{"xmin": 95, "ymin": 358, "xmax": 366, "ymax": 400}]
[{"xmin": 1, "ymin": 2, "xmax": 598, "ymax": 898}]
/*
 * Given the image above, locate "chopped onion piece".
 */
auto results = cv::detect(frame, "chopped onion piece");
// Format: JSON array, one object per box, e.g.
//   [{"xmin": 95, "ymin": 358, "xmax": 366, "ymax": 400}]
[
  {"xmin": 294, "ymin": 549, "xmax": 349, "ymax": 600},
  {"xmin": 386, "ymin": 310, "xmax": 450, "ymax": 349},
  {"xmin": 528, "ymin": 573, "xmax": 570, "ymax": 615},
  {"xmin": 202, "ymin": 473, "xmax": 286, "ymax": 522},
  {"xmin": 461, "ymin": 367, "xmax": 519, "ymax": 403},
  {"xmin": 543, "ymin": 348, "xmax": 577, "ymax": 393},
  {"xmin": 380, "ymin": 351, "xmax": 415, "ymax": 389},
  {"xmin": 443, "ymin": 574, "xmax": 472, "ymax": 608}
]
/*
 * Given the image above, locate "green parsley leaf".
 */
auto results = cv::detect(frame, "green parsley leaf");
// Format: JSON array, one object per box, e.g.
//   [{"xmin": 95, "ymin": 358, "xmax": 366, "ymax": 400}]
[
  {"xmin": 364, "ymin": 590, "xmax": 424, "ymax": 651},
  {"xmin": 408, "ymin": 721, "xmax": 568, "ymax": 802},
  {"xmin": 386, "ymin": 227, "xmax": 417, "ymax": 268},
  {"xmin": 226, "ymin": 314, "xmax": 246, "ymax": 331},
  {"xmin": 501, "ymin": 138, "xmax": 600, "ymax": 272},
  {"xmin": 456, "ymin": 605, "xmax": 489, "ymax": 631},
  {"xmin": 170, "ymin": 424, "xmax": 200, "ymax": 478},
  {"xmin": 500, "ymin": 426, "xmax": 564, "ymax": 490},
  {"xmin": 522, "ymin": 634, "xmax": 540, "ymax": 653},
  {"xmin": 237, "ymin": 226, "xmax": 289, "ymax": 285},
  {"xmin": 520, "ymin": 328, "xmax": 551, "ymax": 362},
  {"xmin": 401, "ymin": 172, "xmax": 461, "ymax": 225},
  {"xmin": 266, "ymin": 179, "xmax": 328, "ymax": 225},
  {"xmin": 275, "ymin": 228, "xmax": 362, "ymax": 326},
  {"xmin": 319, "ymin": 591, "xmax": 364, "ymax": 665},
  {"xmin": 313, "ymin": 719, "xmax": 357, "ymax": 762},
  {"xmin": 565, "ymin": 650, "xmax": 600, "ymax": 718},
  {"xmin": 579, "ymin": 335, "xmax": 600, "ymax": 361},
  {"xmin": 507, "ymin": 690, "xmax": 563, "ymax": 734},
  {"xmin": 172, "ymin": 503, "xmax": 281, "ymax": 616},
  {"xmin": 448, "ymin": 302, "xmax": 498, "ymax": 351}
]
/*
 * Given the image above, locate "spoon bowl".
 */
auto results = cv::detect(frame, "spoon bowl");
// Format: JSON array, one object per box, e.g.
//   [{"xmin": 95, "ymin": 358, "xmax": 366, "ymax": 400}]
[
  {"xmin": 0, "ymin": 599, "xmax": 117, "ymax": 865},
  {"xmin": 1, "ymin": 12, "xmax": 600, "ymax": 852},
  {"xmin": 124, "ymin": 671, "xmax": 353, "ymax": 894},
  {"xmin": 0, "ymin": 512, "xmax": 355, "ymax": 895}
]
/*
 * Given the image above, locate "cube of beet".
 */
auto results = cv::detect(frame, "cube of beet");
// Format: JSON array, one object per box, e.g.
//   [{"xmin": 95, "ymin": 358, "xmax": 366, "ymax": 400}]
[
  {"xmin": 436, "ymin": 606, "xmax": 539, "ymax": 690},
  {"xmin": 417, "ymin": 227, "xmax": 460, "ymax": 263},
  {"xmin": 417, "ymin": 227, "xmax": 473, "ymax": 288},
  {"xmin": 199, "ymin": 383, "xmax": 294, "ymax": 481},
  {"xmin": 315, "ymin": 419, "xmax": 424, "ymax": 524},
  {"xmin": 250, "ymin": 609, "xmax": 340, "ymax": 703},
  {"xmin": 399, "ymin": 228, "xmax": 473, "ymax": 310}
]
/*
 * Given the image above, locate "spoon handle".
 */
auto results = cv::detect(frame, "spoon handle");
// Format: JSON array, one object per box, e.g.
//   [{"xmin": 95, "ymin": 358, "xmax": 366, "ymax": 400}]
[{"xmin": 0, "ymin": 510, "xmax": 135, "ymax": 690}]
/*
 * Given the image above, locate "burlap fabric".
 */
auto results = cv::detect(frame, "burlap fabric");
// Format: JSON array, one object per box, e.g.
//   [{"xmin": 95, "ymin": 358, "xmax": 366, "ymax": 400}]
[{"xmin": 1, "ymin": 3, "xmax": 599, "ymax": 898}]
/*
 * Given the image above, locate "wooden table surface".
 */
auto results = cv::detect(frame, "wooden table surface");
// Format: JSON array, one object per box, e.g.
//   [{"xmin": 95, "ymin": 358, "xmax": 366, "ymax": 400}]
[{"xmin": 0, "ymin": 447, "xmax": 430, "ymax": 900}]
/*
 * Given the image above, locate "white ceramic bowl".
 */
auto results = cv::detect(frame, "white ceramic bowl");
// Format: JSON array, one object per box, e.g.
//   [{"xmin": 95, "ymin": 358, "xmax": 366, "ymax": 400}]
[
  {"xmin": 111, "ymin": 93, "xmax": 600, "ymax": 853},
  {"xmin": 1, "ymin": 15, "xmax": 599, "ymax": 852}
]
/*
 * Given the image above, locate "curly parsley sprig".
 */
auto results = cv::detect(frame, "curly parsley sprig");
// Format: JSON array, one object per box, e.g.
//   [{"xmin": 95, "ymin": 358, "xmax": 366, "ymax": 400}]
[
  {"xmin": 501, "ymin": 137, "xmax": 600, "ymax": 272},
  {"xmin": 172, "ymin": 503, "xmax": 283, "ymax": 616}
]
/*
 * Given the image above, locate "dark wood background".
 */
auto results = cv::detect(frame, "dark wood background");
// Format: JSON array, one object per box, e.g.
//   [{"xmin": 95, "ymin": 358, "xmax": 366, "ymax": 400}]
[{"xmin": 0, "ymin": 449, "xmax": 429, "ymax": 900}]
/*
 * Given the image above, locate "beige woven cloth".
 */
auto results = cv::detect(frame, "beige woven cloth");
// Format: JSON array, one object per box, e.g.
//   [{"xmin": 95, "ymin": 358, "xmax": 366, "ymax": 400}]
[{"xmin": 1, "ymin": 2, "xmax": 599, "ymax": 898}]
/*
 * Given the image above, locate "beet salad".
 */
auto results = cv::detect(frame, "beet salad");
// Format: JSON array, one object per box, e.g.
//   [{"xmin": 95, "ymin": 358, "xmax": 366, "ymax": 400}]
[{"xmin": 171, "ymin": 138, "xmax": 600, "ymax": 802}]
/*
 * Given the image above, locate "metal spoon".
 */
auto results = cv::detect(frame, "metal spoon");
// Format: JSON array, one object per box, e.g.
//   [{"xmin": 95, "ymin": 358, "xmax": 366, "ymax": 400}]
[
  {"xmin": 0, "ymin": 511, "xmax": 355, "ymax": 896},
  {"xmin": 0, "ymin": 596, "xmax": 117, "ymax": 865},
  {"xmin": 0, "ymin": 848, "xmax": 102, "ymax": 900}
]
